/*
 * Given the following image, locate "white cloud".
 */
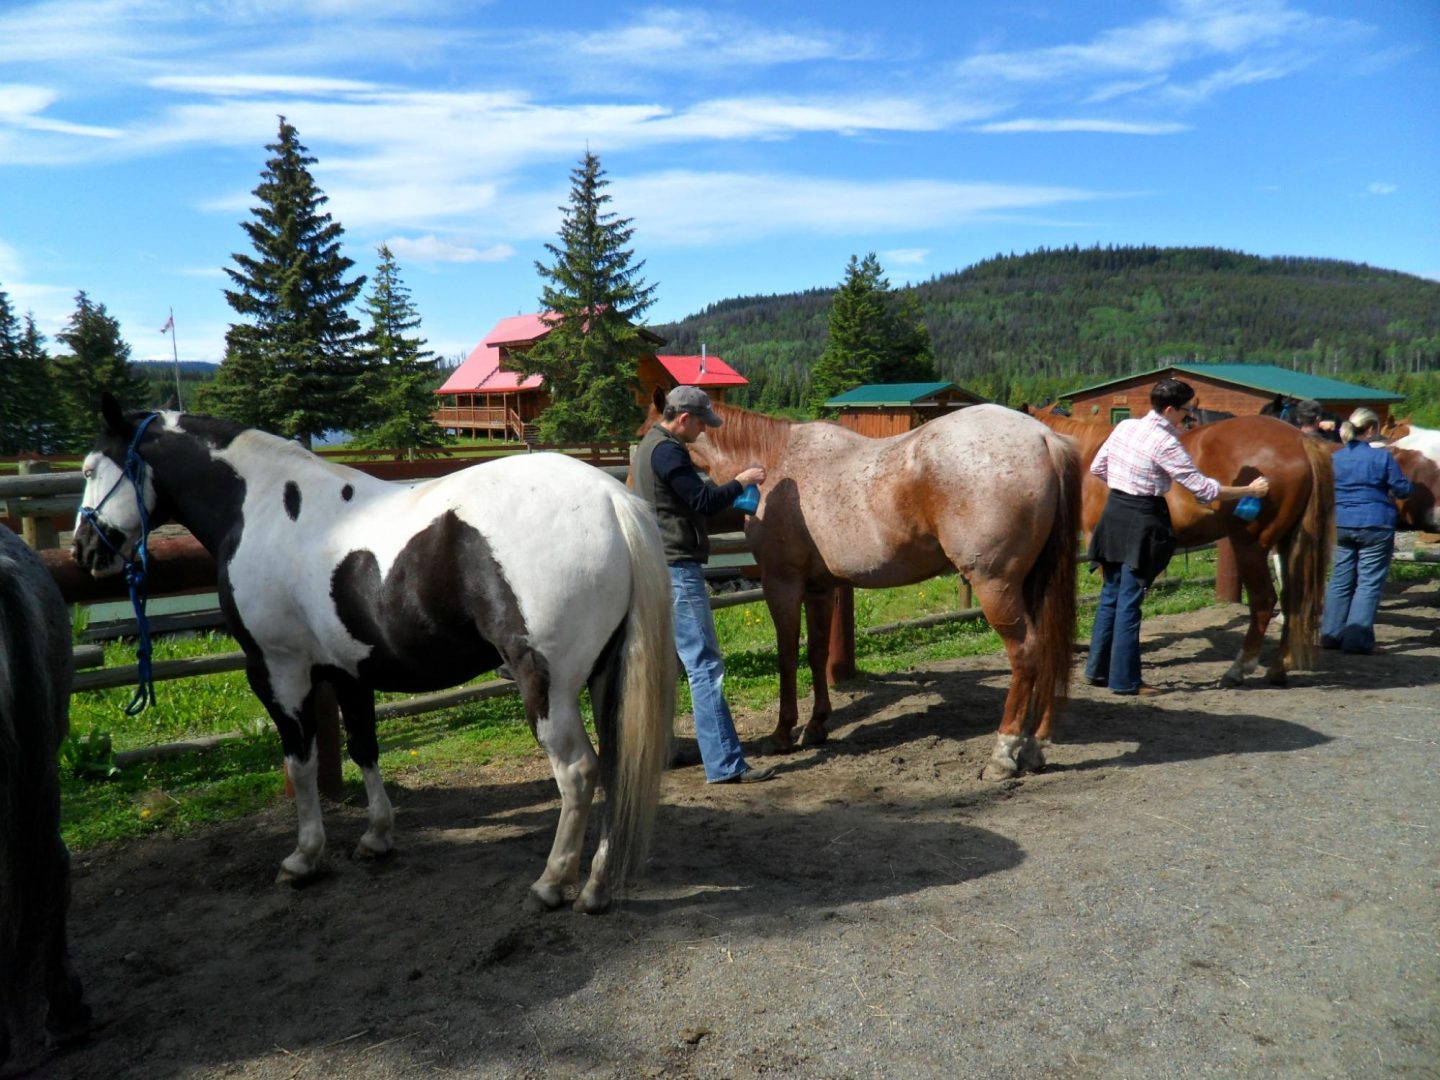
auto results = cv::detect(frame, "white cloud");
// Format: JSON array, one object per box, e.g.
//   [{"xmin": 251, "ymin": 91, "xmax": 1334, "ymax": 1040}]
[
  {"xmin": 149, "ymin": 74, "xmax": 382, "ymax": 96},
  {"xmin": 607, "ymin": 171, "xmax": 1114, "ymax": 246},
  {"xmin": 386, "ymin": 235, "xmax": 516, "ymax": 264},
  {"xmin": 977, "ymin": 118, "xmax": 1189, "ymax": 135},
  {"xmin": 1365, "ymin": 181, "xmax": 1397, "ymax": 196},
  {"xmin": 882, "ymin": 248, "xmax": 929, "ymax": 266}
]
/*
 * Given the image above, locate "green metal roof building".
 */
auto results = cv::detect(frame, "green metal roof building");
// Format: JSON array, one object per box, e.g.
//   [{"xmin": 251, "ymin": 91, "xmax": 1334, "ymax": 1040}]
[
  {"xmin": 824, "ymin": 381, "xmax": 988, "ymax": 437},
  {"xmin": 1060, "ymin": 362, "xmax": 1402, "ymax": 425}
]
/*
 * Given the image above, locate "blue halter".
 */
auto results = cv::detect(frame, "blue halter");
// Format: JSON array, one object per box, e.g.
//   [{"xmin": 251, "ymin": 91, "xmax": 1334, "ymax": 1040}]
[{"xmin": 78, "ymin": 413, "xmax": 161, "ymax": 715}]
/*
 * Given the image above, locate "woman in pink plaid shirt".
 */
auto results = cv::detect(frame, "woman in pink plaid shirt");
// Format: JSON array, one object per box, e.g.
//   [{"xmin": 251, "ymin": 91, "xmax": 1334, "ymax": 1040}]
[{"xmin": 1085, "ymin": 379, "xmax": 1270, "ymax": 695}]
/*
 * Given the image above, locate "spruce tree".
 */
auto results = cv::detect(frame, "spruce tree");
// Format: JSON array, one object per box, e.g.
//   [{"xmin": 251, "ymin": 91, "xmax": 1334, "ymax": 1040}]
[
  {"xmin": 809, "ymin": 254, "xmax": 890, "ymax": 410},
  {"xmin": 519, "ymin": 150, "xmax": 657, "ymax": 441},
  {"xmin": 0, "ymin": 284, "xmax": 31, "ymax": 453},
  {"xmin": 53, "ymin": 291, "xmax": 150, "ymax": 449},
  {"xmin": 205, "ymin": 116, "xmax": 367, "ymax": 446},
  {"xmin": 351, "ymin": 244, "xmax": 449, "ymax": 453},
  {"xmin": 809, "ymin": 253, "xmax": 938, "ymax": 411},
  {"xmin": 17, "ymin": 314, "xmax": 62, "ymax": 453}
]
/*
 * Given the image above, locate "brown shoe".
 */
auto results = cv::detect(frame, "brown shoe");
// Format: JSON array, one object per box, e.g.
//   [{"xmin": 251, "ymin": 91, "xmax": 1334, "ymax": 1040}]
[
  {"xmin": 1112, "ymin": 683, "xmax": 1162, "ymax": 697},
  {"xmin": 716, "ymin": 766, "xmax": 777, "ymax": 784}
]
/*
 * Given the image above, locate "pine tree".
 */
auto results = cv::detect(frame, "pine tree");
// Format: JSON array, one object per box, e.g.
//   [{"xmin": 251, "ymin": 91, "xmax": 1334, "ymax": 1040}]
[
  {"xmin": 52, "ymin": 291, "xmax": 150, "ymax": 450},
  {"xmin": 0, "ymin": 284, "xmax": 31, "ymax": 453},
  {"xmin": 351, "ymin": 244, "xmax": 450, "ymax": 454},
  {"xmin": 518, "ymin": 150, "xmax": 657, "ymax": 441},
  {"xmin": 809, "ymin": 253, "xmax": 938, "ymax": 411},
  {"xmin": 809, "ymin": 254, "xmax": 890, "ymax": 409},
  {"xmin": 204, "ymin": 116, "xmax": 367, "ymax": 446}
]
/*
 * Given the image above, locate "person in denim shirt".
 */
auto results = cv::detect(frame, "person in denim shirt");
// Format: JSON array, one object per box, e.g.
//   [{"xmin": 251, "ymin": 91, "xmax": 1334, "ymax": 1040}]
[{"xmin": 1321, "ymin": 408, "xmax": 1413, "ymax": 654}]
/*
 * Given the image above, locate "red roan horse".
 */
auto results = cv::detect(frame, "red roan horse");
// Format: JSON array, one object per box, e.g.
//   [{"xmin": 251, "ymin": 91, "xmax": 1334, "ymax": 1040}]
[
  {"xmin": 643, "ymin": 391, "xmax": 1081, "ymax": 780},
  {"xmin": 1028, "ymin": 406, "xmax": 1335, "ymax": 685}
]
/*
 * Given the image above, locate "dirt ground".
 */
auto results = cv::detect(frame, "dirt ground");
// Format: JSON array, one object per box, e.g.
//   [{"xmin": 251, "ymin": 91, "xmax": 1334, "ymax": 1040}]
[{"xmin": 27, "ymin": 574, "xmax": 1440, "ymax": 1079}]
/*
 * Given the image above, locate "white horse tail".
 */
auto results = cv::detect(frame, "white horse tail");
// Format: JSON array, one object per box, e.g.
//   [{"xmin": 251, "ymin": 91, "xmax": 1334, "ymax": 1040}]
[{"xmin": 597, "ymin": 488, "xmax": 677, "ymax": 891}]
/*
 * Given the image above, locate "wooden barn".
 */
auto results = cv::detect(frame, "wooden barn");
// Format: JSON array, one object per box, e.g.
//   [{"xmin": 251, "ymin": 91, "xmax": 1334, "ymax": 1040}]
[
  {"xmin": 1061, "ymin": 363, "xmax": 1403, "ymax": 426},
  {"xmin": 824, "ymin": 382, "xmax": 987, "ymax": 438},
  {"xmin": 434, "ymin": 314, "xmax": 746, "ymax": 440}
]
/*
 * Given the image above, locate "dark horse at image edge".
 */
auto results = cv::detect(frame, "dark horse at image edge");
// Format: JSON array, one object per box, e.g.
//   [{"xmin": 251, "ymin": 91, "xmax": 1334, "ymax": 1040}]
[{"xmin": 0, "ymin": 523, "xmax": 91, "ymax": 1073}]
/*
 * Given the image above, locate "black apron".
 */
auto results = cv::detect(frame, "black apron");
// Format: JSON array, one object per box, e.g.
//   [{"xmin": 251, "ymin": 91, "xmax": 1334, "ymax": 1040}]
[{"xmin": 1087, "ymin": 490, "xmax": 1176, "ymax": 585}]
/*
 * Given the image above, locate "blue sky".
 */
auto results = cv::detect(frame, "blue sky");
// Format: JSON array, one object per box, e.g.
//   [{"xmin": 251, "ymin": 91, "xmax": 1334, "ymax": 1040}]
[{"xmin": 1, "ymin": 0, "xmax": 1436, "ymax": 369}]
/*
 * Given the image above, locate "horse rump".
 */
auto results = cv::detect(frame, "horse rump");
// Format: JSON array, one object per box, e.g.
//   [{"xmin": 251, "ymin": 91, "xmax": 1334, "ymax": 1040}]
[{"xmin": 0, "ymin": 525, "xmax": 90, "ymax": 1070}]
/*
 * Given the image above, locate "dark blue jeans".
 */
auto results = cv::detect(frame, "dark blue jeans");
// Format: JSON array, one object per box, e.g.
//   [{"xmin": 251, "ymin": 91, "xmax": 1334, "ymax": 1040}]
[
  {"xmin": 1321, "ymin": 526, "xmax": 1395, "ymax": 653},
  {"xmin": 1085, "ymin": 561, "xmax": 1148, "ymax": 694}
]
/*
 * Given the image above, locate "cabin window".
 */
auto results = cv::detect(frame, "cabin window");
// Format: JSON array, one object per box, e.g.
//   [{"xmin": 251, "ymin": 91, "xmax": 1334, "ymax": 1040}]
[{"xmin": 1109, "ymin": 407, "xmax": 1131, "ymax": 423}]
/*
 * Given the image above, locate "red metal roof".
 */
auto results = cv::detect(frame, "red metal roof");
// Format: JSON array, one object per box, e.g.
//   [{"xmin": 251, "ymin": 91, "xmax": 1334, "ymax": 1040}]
[
  {"xmin": 658, "ymin": 354, "xmax": 748, "ymax": 388},
  {"xmin": 436, "ymin": 341, "xmax": 544, "ymax": 395},
  {"xmin": 484, "ymin": 313, "xmax": 555, "ymax": 348}
]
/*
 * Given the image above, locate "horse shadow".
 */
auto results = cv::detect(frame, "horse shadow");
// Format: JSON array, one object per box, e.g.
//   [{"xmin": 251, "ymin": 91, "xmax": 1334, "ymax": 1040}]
[
  {"xmin": 60, "ymin": 771, "xmax": 1021, "ymax": 1079},
  {"xmin": 750, "ymin": 654, "xmax": 1330, "ymax": 780}
]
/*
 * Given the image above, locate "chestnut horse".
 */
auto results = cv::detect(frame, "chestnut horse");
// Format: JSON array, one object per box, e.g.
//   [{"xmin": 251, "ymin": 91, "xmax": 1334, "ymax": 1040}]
[
  {"xmin": 642, "ymin": 393, "xmax": 1081, "ymax": 781},
  {"xmin": 1028, "ymin": 406, "xmax": 1335, "ymax": 685}
]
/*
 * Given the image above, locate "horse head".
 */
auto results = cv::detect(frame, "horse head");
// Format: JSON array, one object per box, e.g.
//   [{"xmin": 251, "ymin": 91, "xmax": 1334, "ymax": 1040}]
[{"xmin": 72, "ymin": 394, "xmax": 166, "ymax": 577}]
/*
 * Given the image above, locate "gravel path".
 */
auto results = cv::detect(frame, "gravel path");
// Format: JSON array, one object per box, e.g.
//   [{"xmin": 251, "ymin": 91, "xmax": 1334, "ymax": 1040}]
[{"xmin": 36, "ymin": 576, "xmax": 1440, "ymax": 1079}]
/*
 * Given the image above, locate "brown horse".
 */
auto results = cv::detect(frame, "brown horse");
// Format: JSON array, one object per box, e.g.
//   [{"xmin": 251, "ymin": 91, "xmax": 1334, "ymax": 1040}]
[
  {"xmin": 1027, "ymin": 406, "xmax": 1335, "ymax": 685},
  {"xmin": 641, "ymin": 392, "xmax": 1081, "ymax": 780}
]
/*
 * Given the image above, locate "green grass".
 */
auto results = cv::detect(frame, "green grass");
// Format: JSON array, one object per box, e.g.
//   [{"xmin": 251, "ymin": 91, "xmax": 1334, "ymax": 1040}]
[{"xmin": 62, "ymin": 545, "xmax": 1435, "ymax": 852}]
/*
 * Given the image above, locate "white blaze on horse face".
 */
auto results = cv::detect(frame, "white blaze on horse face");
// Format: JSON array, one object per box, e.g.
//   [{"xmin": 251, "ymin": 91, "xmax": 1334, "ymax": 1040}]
[{"xmin": 77, "ymin": 449, "xmax": 156, "ymax": 560}]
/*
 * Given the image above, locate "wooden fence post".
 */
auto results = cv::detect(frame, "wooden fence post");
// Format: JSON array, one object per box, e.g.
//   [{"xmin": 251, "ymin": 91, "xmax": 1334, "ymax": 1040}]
[
  {"xmin": 19, "ymin": 461, "xmax": 59, "ymax": 551},
  {"xmin": 1215, "ymin": 537, "xmax": 1242, "ymax": 603},
  {"xmin": 827, "ymin": 585, "xmax": 857, "ymax": 684},
  {"xmin": 283, "ymin": 681, "xmax": 346, "ymax": 801}
]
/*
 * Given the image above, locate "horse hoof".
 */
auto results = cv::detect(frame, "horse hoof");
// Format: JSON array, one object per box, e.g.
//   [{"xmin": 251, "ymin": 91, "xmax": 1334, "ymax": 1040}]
[
  {"xmin": 1265, "ymin": 669, "xmax": 1288, "ymax": 686},
  {"xmin": 980, "ymin": 761, "xmax": 1017, "ymax": 782},
  {"xmin": 525, "ymin": 882, "xmax": 565, "ymax": 912},
  {"xmin": 1219, "ymin": 672, "xmax": 1243, "ymax": 688},
  {"xmin": 573, "ymin": 886, "xmax": 611, "ymax": 915},
  {"xmin": 800, "ymin": 726, "xmax": 829, "ymax": 747},
  {"xmin": 352, "ymin": 839, "xmax": 395, "ymax": 861},
  {"xmin": 758, "ymin": 736, "xmax": 795, "ymax": 756}
]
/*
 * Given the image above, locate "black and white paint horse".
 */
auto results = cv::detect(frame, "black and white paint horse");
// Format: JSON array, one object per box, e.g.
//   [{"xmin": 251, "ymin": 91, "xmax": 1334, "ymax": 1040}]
[
  {"xmin": 1, "ymin": 523, "xmax": 90, "ymax": 1070},
  {"xmin": 73, "ymin": 396, "xmax": 675, "ymax": 913}
]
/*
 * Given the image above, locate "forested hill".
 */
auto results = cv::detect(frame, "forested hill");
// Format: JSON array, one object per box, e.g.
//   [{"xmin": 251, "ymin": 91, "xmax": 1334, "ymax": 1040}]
[{"xmin": 652, "ymin": 246, "xmax": 1440, "ymax": 413}]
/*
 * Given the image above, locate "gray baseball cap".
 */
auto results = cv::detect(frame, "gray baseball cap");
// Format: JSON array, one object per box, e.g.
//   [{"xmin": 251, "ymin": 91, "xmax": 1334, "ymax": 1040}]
[{"xmin": 666, "ymin": 384, "xmax": 722, "ymax": 427}]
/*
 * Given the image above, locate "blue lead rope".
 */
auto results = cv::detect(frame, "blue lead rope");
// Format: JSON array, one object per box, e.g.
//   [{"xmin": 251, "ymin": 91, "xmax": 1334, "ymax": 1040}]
[{"xmin": 78, "ymin": 413, "xmax": 161, "ymax": 715}]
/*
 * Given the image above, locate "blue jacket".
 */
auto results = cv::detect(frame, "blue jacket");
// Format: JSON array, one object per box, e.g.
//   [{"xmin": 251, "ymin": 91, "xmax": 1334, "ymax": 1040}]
[{"xmin": 1332, "ymin": 441, "xmax": 1413, "ymax": 530}]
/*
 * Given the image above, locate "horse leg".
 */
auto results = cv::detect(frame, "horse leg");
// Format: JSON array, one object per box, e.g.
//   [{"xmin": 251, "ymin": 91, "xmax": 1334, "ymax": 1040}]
[
  {"xmin": 760, "ymin": 576, "xmax": 805, "ymax": 754},
  {"xmin": 41, "ymin": 845, "xmax": 89, "ymax": 1046},
  {"xmin": 974, "ymin": 581, "xmax": 1045, "ymax": 781},
  {"xmin": 523, "ymin": 672, "xmax": 600, "ymax": 912},
  {"xmin": 799, "ymin": 586, "xmax": 835, "ymax": 746},
  {"xmin": 1219, "ymin": 542, "xmax": 1277, "ymax": 687},
  {"xmin": 333, "ymin": 678, "xmax": 394, "ymax": 860},
  {"xmin": 251, "ymin": 659, "xmax": 328, "ymax": 883}
]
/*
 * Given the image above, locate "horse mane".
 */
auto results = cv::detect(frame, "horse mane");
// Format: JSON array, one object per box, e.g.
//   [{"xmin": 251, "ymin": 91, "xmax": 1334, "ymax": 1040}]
[
  {"xmin": 1028, "ymin": 408, "xmax": 1111, "ymax": 457},
  {"xmin": 710, "ymin": 403, "xmax": 801, "ymax": 464}
]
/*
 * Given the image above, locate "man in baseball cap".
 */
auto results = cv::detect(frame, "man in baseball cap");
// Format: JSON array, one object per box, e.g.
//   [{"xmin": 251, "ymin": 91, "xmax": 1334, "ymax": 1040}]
[
  {"xmin": 631, "ymin": 387, "xmax": 775, "ymax": 784},
  {"xmin": 664, "ymin": 384, "xmax": 723, "ymax": 427}
]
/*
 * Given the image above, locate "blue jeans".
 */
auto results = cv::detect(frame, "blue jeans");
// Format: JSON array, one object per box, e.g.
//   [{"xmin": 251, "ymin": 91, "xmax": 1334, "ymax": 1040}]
[
  {"xmin": 1085, "ymin": 561, "xmax": 1148, "ymax": 694},
  {"xmin": 669, "ymin": 562, "xmax": 750, "ymax": 782},
  {"xmin": 1321, "ymin": 527, "xmax": 1395, "ymax": 653}
]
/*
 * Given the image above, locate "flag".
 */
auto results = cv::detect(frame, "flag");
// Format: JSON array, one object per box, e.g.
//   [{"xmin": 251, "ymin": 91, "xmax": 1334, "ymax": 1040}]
[{"xmin": 160, "ymin": 315, "xmax": 174, "ymax": 334}]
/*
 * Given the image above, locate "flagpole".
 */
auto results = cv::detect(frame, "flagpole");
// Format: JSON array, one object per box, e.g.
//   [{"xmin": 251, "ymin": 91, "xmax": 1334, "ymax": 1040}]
[{"xmin": 164, "ymin": 308, "xmax": 183, "ymax": 410}]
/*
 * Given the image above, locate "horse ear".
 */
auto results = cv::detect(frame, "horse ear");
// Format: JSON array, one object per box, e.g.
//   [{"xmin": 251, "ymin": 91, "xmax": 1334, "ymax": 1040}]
[
  {"xmin": 652, "ymin": 385, "xmax": 667, "ymax": 414},
  {"xmin": 101, "ymin": 392, "xmax": 130, "ymax": 436}
]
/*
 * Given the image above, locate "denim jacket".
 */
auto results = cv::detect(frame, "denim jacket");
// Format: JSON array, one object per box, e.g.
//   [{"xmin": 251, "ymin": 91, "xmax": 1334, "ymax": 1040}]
[{"xmin": 1333, "ymin": 441, "xmax": 1413, "ymax": 530}]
